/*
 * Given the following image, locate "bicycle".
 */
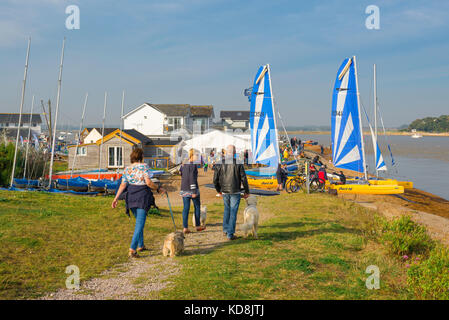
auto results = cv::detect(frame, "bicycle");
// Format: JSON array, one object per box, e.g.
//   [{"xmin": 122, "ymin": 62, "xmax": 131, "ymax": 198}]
[{"xmin": 286, "ymin": 174, "xmax": 307, "ymax": 193}]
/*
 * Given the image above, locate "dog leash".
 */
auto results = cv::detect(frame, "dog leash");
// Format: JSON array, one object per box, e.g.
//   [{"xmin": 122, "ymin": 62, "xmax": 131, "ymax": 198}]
[{"xmin": 165, "ymin": 192, "xmax": 177, "ymax": 232}]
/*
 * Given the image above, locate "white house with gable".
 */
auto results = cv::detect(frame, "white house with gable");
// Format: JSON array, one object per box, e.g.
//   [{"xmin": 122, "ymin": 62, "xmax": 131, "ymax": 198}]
[{"xmin": 123, "ymin": 103, "xmax": 214, "ymax": 135}]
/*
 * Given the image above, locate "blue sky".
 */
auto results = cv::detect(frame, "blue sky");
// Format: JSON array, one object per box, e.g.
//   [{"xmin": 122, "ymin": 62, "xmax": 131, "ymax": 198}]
[{"xmin": 0, "ymin": 0, "xmax": 448, "ymax": 127}]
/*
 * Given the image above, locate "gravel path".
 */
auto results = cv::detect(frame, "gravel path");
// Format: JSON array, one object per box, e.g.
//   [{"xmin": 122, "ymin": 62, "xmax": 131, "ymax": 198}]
[
  {"xmin": 42, "ymin": 192, "xmax": 271, "ymax": 300},
  {"xmin": 41, "ymin": 253, "xmax": 181, "ymax": 300}
]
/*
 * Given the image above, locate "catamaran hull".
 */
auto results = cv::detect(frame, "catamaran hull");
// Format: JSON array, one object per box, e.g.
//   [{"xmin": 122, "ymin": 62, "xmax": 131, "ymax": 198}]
[
  {"xmin": 346, "ymin": 179, "xmax": 413, "ymax": 189},
  {"xmin": 247, "ymin": 176, "xmax": 294, "ymax": 189},
  {"xmin": 329, "ymin": 184, "xmax": 404, "ymax": 195}
]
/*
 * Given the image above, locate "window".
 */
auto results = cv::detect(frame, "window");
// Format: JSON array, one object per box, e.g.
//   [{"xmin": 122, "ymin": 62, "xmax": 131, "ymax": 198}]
[
  {"xmin": 156, "ymin": 147, "xmax": 164, "ymax": 157},
  {"xmin": 76, "ymin": 146, "xmax": 87, "ymax": 156},
  {"xmin": 193, "ymin": 118, "xmax": 206, "ymax": 133},
  {"xmin": 108, "ymin": 146, "xmax": 123, "ymax": 168},
  {"xmin": 167, "ymin": 117, "xmax": 182, "ymax": 131}
]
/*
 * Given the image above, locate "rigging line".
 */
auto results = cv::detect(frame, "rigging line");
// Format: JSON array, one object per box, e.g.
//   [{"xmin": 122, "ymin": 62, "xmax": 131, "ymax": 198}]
[
  {"xmin": 359, "ymin": 100, "xmax": 378, "ymax": 176},
  {"xmin": 376, "ymin": 101, "xmax": 399, "ymax": 174}
]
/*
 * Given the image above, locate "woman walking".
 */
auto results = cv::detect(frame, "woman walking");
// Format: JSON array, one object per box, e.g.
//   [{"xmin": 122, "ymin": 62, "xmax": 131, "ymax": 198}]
[
  {"xmin": 180, "ymin": 149, "xmax": 206, "ymax": 234},
  {"xmin": 112, "ymin": 148, "xmax": 165, "ymax": 258}
]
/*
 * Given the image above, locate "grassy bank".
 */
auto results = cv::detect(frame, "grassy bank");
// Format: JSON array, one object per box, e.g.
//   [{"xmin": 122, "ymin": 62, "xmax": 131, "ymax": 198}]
[
  {"xmin": 0, "ymin": 190, "xmax": 174, "ymax": 299},
  {"xmin": 1, "ymin": 190, "xmax": 447, "ymax": 299},
  {"xmin": 158, "ymin": 193, "xmax": 410, "ymax": 299}
]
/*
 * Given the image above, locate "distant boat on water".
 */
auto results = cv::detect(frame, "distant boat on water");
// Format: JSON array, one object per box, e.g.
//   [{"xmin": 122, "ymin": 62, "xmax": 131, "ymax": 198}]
[{"xmin": 411, "ymin": 129, "xmax": 423, "ymax": 139}]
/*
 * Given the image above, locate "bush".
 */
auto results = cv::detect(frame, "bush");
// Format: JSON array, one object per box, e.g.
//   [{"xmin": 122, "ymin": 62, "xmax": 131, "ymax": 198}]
[
  {"xmin": 0, "ymin": 142, "xmax": 23, "ymax": 187},
  {"xmin": 379, "ymin": 215, "xmax": 434, "ymax": 256},
  {"xmin": 407, "ymin": 246, "xmax": 449, "ymax": 299}
]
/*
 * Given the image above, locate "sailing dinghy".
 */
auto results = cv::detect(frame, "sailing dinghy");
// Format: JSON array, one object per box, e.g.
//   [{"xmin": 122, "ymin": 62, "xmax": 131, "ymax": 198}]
[
  {"xmin": 327, "ymin": 57, "xmax": 404, "ymax": 195},
  {"xmin": 244, "ymin": 64, "xmax": 288, "ymax": 189}
]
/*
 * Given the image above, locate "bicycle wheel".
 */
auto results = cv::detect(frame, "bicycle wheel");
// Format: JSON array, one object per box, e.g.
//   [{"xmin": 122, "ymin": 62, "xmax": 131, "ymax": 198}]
[
  {"xmin": 309, "ymin": 179, "xmax": 320, "ymax": 192},
  {"xmin": 289, "ymin": 179, "xmax": 302, "ymax": 193},
  {"xmin": 286, "ymin": 179, "xmax": 294, "ymax": 193}
]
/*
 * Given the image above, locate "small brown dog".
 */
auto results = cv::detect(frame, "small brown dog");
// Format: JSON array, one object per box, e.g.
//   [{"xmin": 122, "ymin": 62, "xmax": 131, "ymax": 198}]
[{"xmin": 162, "ymin": 231, "xmax": 185, "ymax": 257}]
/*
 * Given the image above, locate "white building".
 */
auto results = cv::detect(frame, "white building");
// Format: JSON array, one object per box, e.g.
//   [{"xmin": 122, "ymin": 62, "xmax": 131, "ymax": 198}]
[
  {"xmin": 81, "ymin": 128, "xmax": 119, "ymax": 144},
  {"xmin": 123, "ymin": 103, "xmax": 214, "ymax": 136},
  {"xmin": 220, "ymin": 110, "xmax": 250, "ymax": 130},
  {"xmin": 0, "ymin": 113, "xmax": 42, "ymax": 135}
]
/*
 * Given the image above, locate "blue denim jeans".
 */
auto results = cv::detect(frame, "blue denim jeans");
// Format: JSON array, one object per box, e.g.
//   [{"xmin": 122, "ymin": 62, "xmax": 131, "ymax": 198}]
[
  {"xmin": 222, "ymin": 193, "xmax": 241, "ymax": 238},
  {"xmin": 182, "ymin": 195, "xmax": 201, "ymax": 229},
  {"xmin": 130, "ymin": 208, "xmax": 147, "ymax": 250}
]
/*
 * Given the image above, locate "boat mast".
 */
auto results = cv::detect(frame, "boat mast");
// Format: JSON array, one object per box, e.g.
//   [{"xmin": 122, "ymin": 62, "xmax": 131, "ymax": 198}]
[
  {"xmin": 353, "ymin": 56, "xmax": 368, "ymax": 180},
  {"xmin": 70, "ymin": 93, "xmax": 88, "ymax": 178},
  {"xmin": 373, "ymin": 63, "xmax": 378, "ymax": 178},
  {"xmin": 23, "ymin": 95, "xmax": 35, "ymax": 179},
  {"xmin": 98, "ymin": 92, "xmax": 107, "ymax": 180},
  {"xmin": 119, "ymin": 90, "xmax": 125, "ymax": 170},
  {"xmin": 266, "ymin": 64, "xmax": 281, "ymax": 165},
  {"xmin": 48, "ymin": 37, "xmax": 66, "ymax": 188},
  {"xmin": 10, "ymin": 37, "xmax": 31, "ymax": 188}
]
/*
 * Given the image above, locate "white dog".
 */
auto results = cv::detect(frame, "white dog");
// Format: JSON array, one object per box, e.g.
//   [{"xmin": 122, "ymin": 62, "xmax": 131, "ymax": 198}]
[
  {"xmin": 240, "ymin": 195, "xmax": 259, "ymax": 239},
  {"xmin": 192, "ymin": 205, "xmax": 207, "ymax": 227}
]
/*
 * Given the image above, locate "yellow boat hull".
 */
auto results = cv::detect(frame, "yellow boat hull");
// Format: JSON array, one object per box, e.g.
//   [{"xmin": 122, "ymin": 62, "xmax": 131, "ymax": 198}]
[
  {"xmin": 397, "ymin": 181, "xmax": 413, "ymax": 189},
  {"xmin": 247, "ymin": 176, "xmax": 293, "ymax": 189},
  {"xmin": 328, "ymin": 184, "xmax": 404, "ymax": 195},
  {"xmin": 346, "ymin": 179, "xmax": 413, "ymax": 189}
]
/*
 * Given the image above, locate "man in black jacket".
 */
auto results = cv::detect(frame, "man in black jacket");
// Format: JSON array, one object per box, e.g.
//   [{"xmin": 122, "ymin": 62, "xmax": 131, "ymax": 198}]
[{"xmin": 213, "ymin": 145, "xmax": 250, "ymax": 240}]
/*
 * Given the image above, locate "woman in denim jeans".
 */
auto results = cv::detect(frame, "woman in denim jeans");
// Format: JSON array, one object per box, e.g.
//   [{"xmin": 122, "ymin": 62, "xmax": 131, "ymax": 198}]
[
  {"xmin": 112, "ymin": 148, "xmax": 165, "ymax": 258},
  {"xmin": 180, "ymin": 149, "xmax": 206, "ymax": 234}
]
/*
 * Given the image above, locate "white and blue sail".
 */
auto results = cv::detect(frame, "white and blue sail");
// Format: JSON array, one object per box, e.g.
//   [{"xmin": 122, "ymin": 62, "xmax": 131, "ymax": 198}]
[
  {"xmin": 368, "ymin": 122, "xmax": 387, "ymax": 171},
  {"xmin": 249, "ymin": 64, "xmax": 280, "ymax": 168},
  {"xmin": 362, "ymin": 104, "xmax": 388, "ymax": 173},
  {"xmin": 331, "ymin": 57, "xmax": 366, "ymax": 174}
]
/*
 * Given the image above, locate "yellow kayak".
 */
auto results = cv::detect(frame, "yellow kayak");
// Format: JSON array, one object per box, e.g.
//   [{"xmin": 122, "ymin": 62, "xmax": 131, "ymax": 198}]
[
  {"xmin": 328, "ymin": 184, "xmax": 404, "ymax": 195},
  {"xmin": 346, "ymin": 179, "xmax": 413, "ymax": 189}
]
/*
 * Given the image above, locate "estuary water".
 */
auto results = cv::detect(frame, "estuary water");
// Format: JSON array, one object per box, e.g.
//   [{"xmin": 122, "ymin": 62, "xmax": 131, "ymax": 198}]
[{"xmin": 293, "ymin": 134, "xmax": 449, "ymax": 200}]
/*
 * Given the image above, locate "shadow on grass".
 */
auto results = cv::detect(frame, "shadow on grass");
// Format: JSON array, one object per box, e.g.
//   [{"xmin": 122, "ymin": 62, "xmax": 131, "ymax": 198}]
[
  {"xmin": 179, "ymin": 222, "xmax": 360, "ymax": 258},
  {"xmin": 258, "ymin": 220, "xmax": 337, "ymax": 230},
  {"xmin": 260, "ymin": 226, "xmax": 360, "ymax": 243}
]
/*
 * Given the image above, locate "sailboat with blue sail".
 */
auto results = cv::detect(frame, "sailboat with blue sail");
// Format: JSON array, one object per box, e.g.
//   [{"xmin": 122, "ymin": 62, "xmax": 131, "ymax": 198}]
[
  {"xmin": 245, "ymin": 64, "xmax": 296, "ymax": 188},
  {"xmin": 250, "ymin": 64, "xmax": 280, "ymax": 169},
  {"xmin": 367, "ymin": 64, "xmax": 413, "ymax": 188},
  {"xmin": 328, "ymin": 57, "xmax": 404, "ymax": 195}
]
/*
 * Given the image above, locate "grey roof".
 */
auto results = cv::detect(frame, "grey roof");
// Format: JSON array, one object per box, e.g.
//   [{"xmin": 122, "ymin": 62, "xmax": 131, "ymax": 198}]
[
  {"xmin": 220, "ymin": 111, "xmax": 250, "ymax": 121},
  {"xmin": 111, "ymin": 129, "xmax": 180, "ymax": 146},
  {"xmin": 190, "ymin": 105, "xmax": 214, "ymax": 117},
  {"xmin": 150, "ymin": 104, "xmax": 191, "ymax": 117},
  {"xmin": 123, "ymin": 129, "xmax": 153, "ymax": 145},
  {"xmin": 146, "ymin": 135, "xmax": 182, "ymax": 146},
  {"xmin": 0, "ymin": 113, "xmax": 42, "ymax": 124}
]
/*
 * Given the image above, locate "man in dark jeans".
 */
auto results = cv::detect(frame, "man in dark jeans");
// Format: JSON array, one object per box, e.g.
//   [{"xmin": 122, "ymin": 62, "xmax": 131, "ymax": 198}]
[{"xmin": 213, "ymin": 145, "xmax": 250, "ymax": 240}]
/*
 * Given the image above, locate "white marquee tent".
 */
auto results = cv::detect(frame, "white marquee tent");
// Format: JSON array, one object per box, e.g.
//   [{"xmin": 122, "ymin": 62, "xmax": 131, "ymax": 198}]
[{"xmin": 179, "ymin": 130, "xmax": 251, "ymax": 154}]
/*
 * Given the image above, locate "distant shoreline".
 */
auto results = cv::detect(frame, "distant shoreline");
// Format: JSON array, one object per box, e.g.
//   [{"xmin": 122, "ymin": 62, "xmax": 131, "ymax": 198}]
[{"xmin": 287, "ymin": 130, "xmax": 449, "ymax": 137}]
